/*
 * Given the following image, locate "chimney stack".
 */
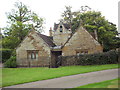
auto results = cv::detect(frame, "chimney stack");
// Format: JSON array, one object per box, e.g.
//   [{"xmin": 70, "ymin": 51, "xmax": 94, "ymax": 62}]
[
  {"xmin": 94, "ymin": 29, "xmax": 98, "ymax": 41},
  {"xmin": 49, "ymin": 27, "xmax": 52, "ymax": 36}
]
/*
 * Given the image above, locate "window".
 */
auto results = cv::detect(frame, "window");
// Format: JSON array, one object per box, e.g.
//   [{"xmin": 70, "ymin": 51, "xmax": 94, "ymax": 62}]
[
  {"xmin": 60, "ymin": 26, "xmax": 62, "ymax": 28},
  {"xmin": 60, "ymin": 25, "xmax": 63, "ymax": 32},
  {"xmin": 76, "ymin": 50, "xmax": 88, "ymax": 55},
  {"xmin": 81, "ymin": 51, "xmax": 88, "ymax": 54},
  {"xmin": 27, "ymin": 50, "xmax": 38, "ymax": 60}
]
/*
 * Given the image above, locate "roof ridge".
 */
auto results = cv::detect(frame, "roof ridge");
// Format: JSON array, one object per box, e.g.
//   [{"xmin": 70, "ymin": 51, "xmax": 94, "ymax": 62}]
[
  {"xmin": 54, "ymin": 23, "xmax": 71, "ymax": 30},
  {"xmin": 37, "ymin": 33, "xmax": 56, "ymax": 47},
  {"xmin": 38, "ymin": 33, "xmax": 54, "ymax": 42}
]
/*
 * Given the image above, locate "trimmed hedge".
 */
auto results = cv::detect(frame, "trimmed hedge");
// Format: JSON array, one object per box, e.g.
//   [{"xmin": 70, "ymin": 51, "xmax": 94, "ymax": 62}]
[
  {"xmin": 59, "ymin": 50, "xmax": 119, "ymax": 66},
  {"xmin": 4, "ymin": 56, "xmax": 17, "ymax": 68},
  {"xmin": 1, "ymin": 49, "xmax": 13, "ymax": 63},
  {"xmin": 78, "ymin": 50, "xmax": 118, "ymax": 65}
]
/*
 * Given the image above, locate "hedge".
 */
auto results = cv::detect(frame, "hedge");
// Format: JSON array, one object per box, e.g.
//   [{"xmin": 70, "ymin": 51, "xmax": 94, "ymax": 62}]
[
  {"xmin": 77, "ymin": 50, "xmax": 118, "ymax": 65},
  {"xmin": 1, "ymin": 49, "xmax": 13, "ymax": 63},
  {"xmin": 4, "ymin": 56, "xmax": 17, "ymax": 68},
  {"xmin": 59, "ymin": 50, "xmax": 119, "ymax": 66}
]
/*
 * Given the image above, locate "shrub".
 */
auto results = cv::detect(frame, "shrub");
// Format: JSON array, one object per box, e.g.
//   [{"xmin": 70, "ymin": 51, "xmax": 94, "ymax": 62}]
[
  {"xmin": 78, "ymin": 50, "xmax": 118, "ymax": 65},
  {"xmin": 59, "ymin": 50, "xmax": 119, "ymax": 66},
  {"xmin": 4, "ymin": 56, "xmax": 17, "ymax": 68},
  {"xmin": 1, "ymin": 49, "xmax": 13, "ymax": 63}
]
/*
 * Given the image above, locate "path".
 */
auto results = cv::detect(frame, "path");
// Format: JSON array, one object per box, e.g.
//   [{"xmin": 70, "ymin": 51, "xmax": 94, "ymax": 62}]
[
  {"xmin": 0, "ymin": 63, "xmax": 3, "ymax": 68},
  {"xmin": 5, "ymin": 69, "xmax": 119, "ymax": 88}
]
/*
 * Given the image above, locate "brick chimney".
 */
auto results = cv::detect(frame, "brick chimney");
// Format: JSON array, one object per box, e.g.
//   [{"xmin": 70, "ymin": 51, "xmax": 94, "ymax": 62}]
[{"xmin": 49, "ymin": 27, "xmax": 52, "ymax": 36}]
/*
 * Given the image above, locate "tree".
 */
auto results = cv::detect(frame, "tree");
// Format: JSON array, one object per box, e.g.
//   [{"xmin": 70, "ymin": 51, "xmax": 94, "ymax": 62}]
[
  {"xmin": 61, "ymin": 6, "xmax": 120, "ymax": 51},
  {"xmin": 72, "ymin": 11, "xmax": 120, "ymax": 51},
  {"xmin": 61, "ymin": 6, "xmax": 73, "ymax": 29},
  {"xmin": 61, "ymin": 5, "xmax": 91, "ymax": 29},
  {"xmin": 3, "ymin": 1, "xmax": 44, "ymax": 49}
]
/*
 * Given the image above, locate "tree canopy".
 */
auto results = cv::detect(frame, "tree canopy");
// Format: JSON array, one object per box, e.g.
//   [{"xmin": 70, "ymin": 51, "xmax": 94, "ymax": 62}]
[{"xmin": 2, "ymin": 1, "xmax": 44, "ymax": 49}]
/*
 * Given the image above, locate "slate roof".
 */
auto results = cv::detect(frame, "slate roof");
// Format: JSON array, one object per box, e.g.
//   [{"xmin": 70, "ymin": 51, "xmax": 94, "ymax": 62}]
[
  {"xmin": 54, "ymin": 23, "xmax": 70, "ymax": 31},
  {"xmin": 37, "ymin": 33, "xmax": 56, "ymax": 47}
]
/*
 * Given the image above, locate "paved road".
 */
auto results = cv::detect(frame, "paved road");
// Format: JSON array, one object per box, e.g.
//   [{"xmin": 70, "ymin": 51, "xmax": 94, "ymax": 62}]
[{"xmin": 5, "ymin": 69, "xmax": 119, "ymax": 88}]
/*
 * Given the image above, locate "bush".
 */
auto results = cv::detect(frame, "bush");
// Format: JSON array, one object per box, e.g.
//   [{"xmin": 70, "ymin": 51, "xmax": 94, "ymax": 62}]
[
  {"xmin": 78, "ymin": 50, "xmax": 118, "ymax": 65},
  {"xmin": 4, "ymin": 56, "xmax": 17, "ymax": 68},
  {"xmin": 59, "ymin": 50, "xmax": 119, "ymax": 66},
  {"xmin": 1, "ymin": 49, "xmax": 13, "ymax": 63}
]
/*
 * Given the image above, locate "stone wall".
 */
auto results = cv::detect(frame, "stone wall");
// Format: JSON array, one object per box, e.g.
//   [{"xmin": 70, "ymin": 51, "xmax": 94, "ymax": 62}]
[
  {"xmin": 17, "ymin": 57, "xmax": 50, "ymax": 67},
  {"xmin": 53, "ymin": 33, "xmax": 71, "ymax": 46},
  {"xmin": 53, "ymin": 24, "xmax": 71, "ymax": 46}
]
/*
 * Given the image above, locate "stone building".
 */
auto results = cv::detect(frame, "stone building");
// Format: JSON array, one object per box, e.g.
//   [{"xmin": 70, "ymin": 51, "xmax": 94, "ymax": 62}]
[{"xmin": 16, "ymin": 21, "xmax": 103, "ymax": 67}]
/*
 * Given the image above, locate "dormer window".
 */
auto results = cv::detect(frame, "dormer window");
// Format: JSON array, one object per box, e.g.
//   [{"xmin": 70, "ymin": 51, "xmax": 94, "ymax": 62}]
[{"xmin": 60, "ymin": 25, "xmax": 63, "ymax": 32}]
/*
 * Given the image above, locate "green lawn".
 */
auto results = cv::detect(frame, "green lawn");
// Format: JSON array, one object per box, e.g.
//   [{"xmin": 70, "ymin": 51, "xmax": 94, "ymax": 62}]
[
  {"xmin": 2, "ymin": 64, "xmax": 118, "ymax": 87},
  {"xmin": 76, "ymin": 78, "xmax": 119, "ymax": 88},
  {"xmin": 0, "ymin": 68, "xmax": 2, "ymax": 87}
]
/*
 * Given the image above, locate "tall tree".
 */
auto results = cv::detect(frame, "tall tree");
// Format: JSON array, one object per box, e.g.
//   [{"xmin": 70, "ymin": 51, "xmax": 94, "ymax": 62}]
[
  {"xmin": 72, "ymin": 11, "xmax": 120, "ymax": 51},
  {"xmin": 60, "ymin": 6, "xmax": 72, "ymax": 30},
  {"xmin": 61, "ymin": 6, "xmax": 91, "ymax": 29},
  {"xmin": 61, "ymin": 6, "xmax": 72, "ymax": 24},
  {"xmin": 3, "ymin": 1, "xmax": 44, "ymax": 49}
]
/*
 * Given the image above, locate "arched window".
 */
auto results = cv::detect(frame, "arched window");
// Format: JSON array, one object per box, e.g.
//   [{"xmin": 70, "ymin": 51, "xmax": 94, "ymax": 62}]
[
  {"xmin": 60, "ymin": 25, "xmax": 63, "ymax": 32},
  {"xmin": 27, "ymin": 50, "xmax": 38, "ymax": 60}
]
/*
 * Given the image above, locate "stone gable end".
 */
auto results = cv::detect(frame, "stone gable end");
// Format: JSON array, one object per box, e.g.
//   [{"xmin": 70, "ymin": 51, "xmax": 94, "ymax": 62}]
[
  {"xmin": 53, "ymin": 22, "xmax": 72, "ymax": 46},
  {"xmin": 62, "ymin": 26, "xmax": 103, "ymax": 56},
  {"xmin": 16, "ymin": 31, "xmax": 51, "ymax": 67}
]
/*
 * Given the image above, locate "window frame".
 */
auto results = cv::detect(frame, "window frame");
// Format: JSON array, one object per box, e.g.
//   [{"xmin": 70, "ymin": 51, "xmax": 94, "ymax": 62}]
[
  {"xmin": 76, "ymin": 49, "xmax": 88, "ymax": 55},
  {"xmin": 60, "ymin": 25, "xmax": 63, "ymax": 32},
  {"xmin": 27, "ymin": 50, "xmax": 39, "ymax": 60}
]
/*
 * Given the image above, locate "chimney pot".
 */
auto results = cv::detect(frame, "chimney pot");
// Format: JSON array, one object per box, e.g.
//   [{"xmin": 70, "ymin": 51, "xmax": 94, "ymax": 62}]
[{"xmin": 49, "ymin": 27, "xmax": 52, "ymax": 36}]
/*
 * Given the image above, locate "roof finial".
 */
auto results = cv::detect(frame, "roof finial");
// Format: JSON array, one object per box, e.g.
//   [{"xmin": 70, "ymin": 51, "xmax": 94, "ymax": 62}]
[
  {"xmin": 50, "ymin": 27, "xmax": 52, "ymax": 30},
  {"xmin": 60, "ymin": 20, "xmax": 62, "ymax": 25},
  {"xmin": 49, "ymin": 27, "xmax": 53, "ymax": 36}
]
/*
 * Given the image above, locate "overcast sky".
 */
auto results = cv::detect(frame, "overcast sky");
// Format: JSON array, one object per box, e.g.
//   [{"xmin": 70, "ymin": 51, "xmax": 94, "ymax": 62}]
[{"xmin": 0, "ymin": 0, "xmax": 119, "ymax": 35}]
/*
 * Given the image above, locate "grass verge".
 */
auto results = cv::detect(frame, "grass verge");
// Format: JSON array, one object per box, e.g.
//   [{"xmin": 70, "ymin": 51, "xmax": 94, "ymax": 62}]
[
  {"xmin": 0, "ymin": 68, "xmax": 2, "ymax": 87},
  {"xmin": 76, "ymin": 78, "xmax": 120, "ymax": 88},
  {"xmin": 2, "ymin": 64, "xmax": 118, "ymax": 87}
]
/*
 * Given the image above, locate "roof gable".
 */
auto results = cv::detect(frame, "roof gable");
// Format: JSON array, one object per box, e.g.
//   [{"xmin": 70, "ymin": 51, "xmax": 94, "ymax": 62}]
[
  {"xmin": 63, "ymin": 26, "xmax": 101, "ymax": 48},
  {"xmin": 16, "ymin": 31, "xmax": 56, "ymax": 50},
  {"xmin": 54, "ymin": 23, "xmax": 70, "ymax": 31}
]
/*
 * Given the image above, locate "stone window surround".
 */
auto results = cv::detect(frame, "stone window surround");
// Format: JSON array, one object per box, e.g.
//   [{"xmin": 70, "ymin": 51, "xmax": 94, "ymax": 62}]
[
  {"xmin": 27, "ymin": 50, "xmax": 39, "ymax": 60},
  {"xmin": 75, "ymin": 49, "xmax": 88, "ymax": 55},
  {"xmin": 60, "ymin": 25, "xmax": 63, "ymax": 32}
]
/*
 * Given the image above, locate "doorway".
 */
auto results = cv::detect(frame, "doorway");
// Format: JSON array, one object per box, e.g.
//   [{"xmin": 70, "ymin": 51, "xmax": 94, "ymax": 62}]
[{"xmin": 51, "ymin": 51, "xmax": 62, "ymax": 68}]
